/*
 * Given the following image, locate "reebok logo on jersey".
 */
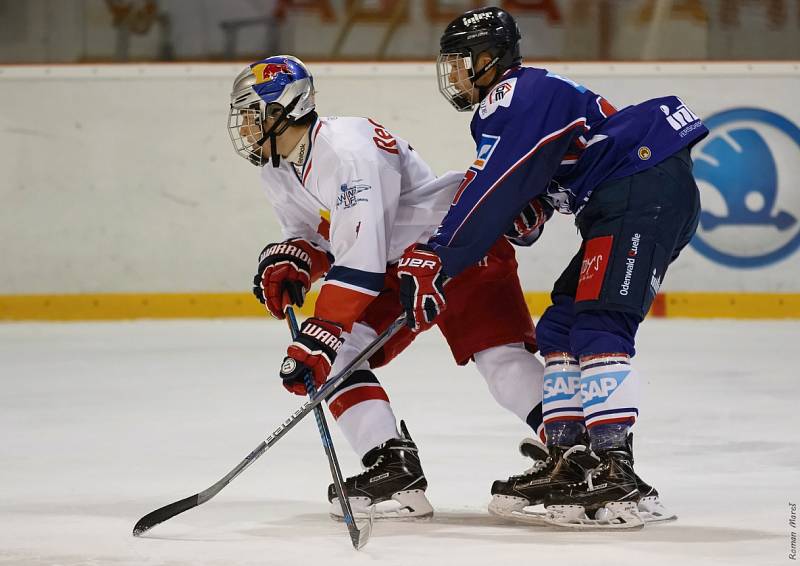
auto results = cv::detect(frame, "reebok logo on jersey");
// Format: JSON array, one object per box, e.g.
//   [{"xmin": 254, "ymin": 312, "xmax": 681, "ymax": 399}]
[
  {"xmin": 543, "ymin": 372, "xmax": 581, "ymax": 402},
  {"xmin": 580, "ymin": 370, "xmax": 630, "ymax": 408},
  {"xmin": 473, "ymin": 134, "xmax": 500, "ymax": 170},
  {"xmin": 369, "ymin": 118, "xmax": 399, "ymax": 155},
  {"xmin": 295, "ymin": 141, "xmax": 307, "ymax": 165},
  {"xmin": 478, "ymin": 78, "xmax": 517, "ymax": 119}
]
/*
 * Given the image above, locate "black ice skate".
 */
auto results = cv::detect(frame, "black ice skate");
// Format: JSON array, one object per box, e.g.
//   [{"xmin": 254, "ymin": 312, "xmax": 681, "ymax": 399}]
[
  {"xmin": 633, "ymin": 471, "xmax": 675, "ymax": 523},
  {"xmin": 488, "ymin": 437, "xmax": 597, "ymax": 526},
  {"xmin": 627, "ymin": 434, "xmax": 676, "ymax": 523},
  {"xmin": 328, "ymin": 420, "xmax": 433, "ymax": 520},
  {"xmin": 544, "ymin": 444, "xmax": 645, "ymax": 530}
]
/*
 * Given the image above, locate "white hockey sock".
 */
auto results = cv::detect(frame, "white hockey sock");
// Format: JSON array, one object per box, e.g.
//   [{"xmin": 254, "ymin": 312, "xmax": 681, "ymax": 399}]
[
  {"xmin": 474, "ymin": 343, "xmax": 544, "ymax": 438},
  {"xmin": 333, "ymin": 399, "xmax": 399, "ymax": 461},
  {"xmin": 327, "ymin": 322, "xmax": 399, "ymax": 461},
  {"xmin": 580, "ymin": 354, "xmax": 639, "ymax": 428}
]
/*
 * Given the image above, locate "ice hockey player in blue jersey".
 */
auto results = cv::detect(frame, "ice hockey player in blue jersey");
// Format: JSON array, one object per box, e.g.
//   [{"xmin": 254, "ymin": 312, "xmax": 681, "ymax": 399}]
[{"xmin": 397, "ymin": 6, "xmax": 707, "ymax": 529}]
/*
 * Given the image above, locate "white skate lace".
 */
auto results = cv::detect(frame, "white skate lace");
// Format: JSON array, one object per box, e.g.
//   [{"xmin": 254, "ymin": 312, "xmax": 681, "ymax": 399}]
[
  {"xmin": 353, "ymin": 455, "xmax": 385, "ymax": 480},
  {"xmin": 561, "ymin": 445, "xmax": 604, "ymax": 491},
  {"xmin": 562, "ymin": 445, "xmax": 587, "ymax": 459},
  {"xmin": 517, "ymin": 459, "xmax": 549, "ymax": 477},
  {"xmin": 585, "ymin": 468, "xmax": 598, "ymax": 491}
]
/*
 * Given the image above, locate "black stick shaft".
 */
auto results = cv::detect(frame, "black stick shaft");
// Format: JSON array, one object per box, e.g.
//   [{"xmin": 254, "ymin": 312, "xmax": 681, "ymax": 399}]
[{"xmin": 285, "ymin": 308, "xmax": 370, "ymax": 549}]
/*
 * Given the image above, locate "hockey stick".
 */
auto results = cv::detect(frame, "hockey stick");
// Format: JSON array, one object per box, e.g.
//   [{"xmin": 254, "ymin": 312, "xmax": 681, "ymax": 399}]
[
  {"xmin": 284, "ymin": 307, "xmax": 372, "ymax": 549},
  {"xmin": 132, "ymin": 314, "xmax": 405, "ymax": 538}
]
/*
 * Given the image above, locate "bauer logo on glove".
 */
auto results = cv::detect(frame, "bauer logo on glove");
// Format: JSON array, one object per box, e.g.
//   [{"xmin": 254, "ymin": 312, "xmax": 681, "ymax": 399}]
[{"xmin": 397, "ymin": 244, "xmax": 448, "ymax": 332}]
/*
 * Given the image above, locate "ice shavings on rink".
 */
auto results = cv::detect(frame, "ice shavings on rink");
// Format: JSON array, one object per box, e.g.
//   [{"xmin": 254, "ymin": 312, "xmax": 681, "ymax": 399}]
[{"xmin": 0, "ymin": 318, "xmax": 797, "ymax": 566}]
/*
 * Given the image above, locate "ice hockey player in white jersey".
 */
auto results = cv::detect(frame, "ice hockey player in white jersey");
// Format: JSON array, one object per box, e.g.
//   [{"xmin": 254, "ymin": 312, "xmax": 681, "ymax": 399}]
[{"xmin": 228, "ymin": 55, "xmax": 546, "ymax": 520}]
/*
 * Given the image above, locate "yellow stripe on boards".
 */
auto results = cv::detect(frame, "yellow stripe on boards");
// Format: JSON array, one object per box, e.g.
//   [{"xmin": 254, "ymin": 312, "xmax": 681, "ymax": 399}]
[
  {"xmin": 0, "ymin": 292, "xmax": 798, "ymax": 321},
  {"xmin": 0, "ymin": 293, "xmax": 262, "ymax": 321},
  {"xmin": 663, "ymin": 292, "xmax": 800, "ymax": 319},
  {"xmin": 522, "ymin": 292, "xmax": 553, "ymax": 318}
]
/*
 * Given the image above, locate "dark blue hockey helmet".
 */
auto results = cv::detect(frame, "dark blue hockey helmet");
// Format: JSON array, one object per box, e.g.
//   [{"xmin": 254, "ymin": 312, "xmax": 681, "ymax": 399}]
[{"xmin": 437, "ymin": 7, "xmax": 522, "ymax": 111}]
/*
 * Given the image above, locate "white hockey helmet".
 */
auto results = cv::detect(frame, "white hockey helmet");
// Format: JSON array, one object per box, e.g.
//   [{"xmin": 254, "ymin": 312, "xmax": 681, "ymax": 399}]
[{"xmin": 228, "ymin": 55, "xmax": 316, "ymax": 167}]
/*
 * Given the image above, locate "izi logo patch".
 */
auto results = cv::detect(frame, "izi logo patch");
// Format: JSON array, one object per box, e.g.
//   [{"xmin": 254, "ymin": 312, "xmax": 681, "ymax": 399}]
[{"xmin": 660, "ymin": 99, "xmax": 702, "ymax": 138}]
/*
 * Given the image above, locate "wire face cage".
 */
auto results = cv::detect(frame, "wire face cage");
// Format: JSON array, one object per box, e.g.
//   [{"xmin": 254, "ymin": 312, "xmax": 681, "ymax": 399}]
[
  {"xmin": 228, "ymin": 104, "xmax": 266, "ymax": 166},
  {"xmin": 437, "ymin": 52, "xmax": 477, "ymax": 112}
]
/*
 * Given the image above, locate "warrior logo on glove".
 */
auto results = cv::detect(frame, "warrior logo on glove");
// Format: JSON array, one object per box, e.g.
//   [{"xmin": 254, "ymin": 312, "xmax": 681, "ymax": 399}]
[
  {"xmin": 280, "ymin": 317, "xmax": 344, "ymax": 395},
  {"xmin": 253, "ymin": 238, "xmax": 332, "ymax": 319}
]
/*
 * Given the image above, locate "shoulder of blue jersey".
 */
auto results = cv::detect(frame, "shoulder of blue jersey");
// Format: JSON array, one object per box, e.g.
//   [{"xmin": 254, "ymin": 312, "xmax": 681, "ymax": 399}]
[
  {"xmin": 477, "ymin": 67, "xmax": 556, "ymax": 121},
  {"xmin": 478, "ymin": 77, "xmax": 518, "ymax": 120}
]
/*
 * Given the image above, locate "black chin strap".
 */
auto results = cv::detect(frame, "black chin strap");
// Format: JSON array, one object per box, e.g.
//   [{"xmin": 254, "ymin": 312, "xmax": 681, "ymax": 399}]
[
  {"xmin": 470, "ymin": 52, "xmax": 504, "ymax": 102},
  {"xmin": 253, "ymin": 94, "xmax": 302, "ymax": 168},
  {"xmin": 269, "ymin": 132, "xmax": 280, "ymax": 167}
]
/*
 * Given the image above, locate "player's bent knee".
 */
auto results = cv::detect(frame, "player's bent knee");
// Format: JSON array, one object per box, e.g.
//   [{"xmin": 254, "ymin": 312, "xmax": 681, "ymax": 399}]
[
  {"xmin": 569, "ymin": 310, "xmax": 640, "ymax": 358},
  {"xmin": 537, "ymin": 298, "xmax": 575, "ymax": 355},
  {"xmin": 474, "ymin": 343, "xmax": 543, "ymax": 419}
]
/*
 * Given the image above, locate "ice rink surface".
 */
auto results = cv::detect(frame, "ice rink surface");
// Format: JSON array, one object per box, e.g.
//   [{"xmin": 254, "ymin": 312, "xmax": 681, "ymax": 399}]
[{"xmin": 1, "ymin": 318, "xmax": 798, "ymax": 566}]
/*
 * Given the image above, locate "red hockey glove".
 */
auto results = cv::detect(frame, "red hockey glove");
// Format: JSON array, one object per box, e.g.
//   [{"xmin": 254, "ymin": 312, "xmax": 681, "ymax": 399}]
[
  {"xmin": 280, "ymin": 317, "xmax": 344, "ymax": 396},
  {"xmin": 505, "ymin": 196, "xmax": 554, "ymax": 247},
  {"xmin": 253, "ymin": 238, "xmax": 331, "ymax": 319},
  {"xmin": 397, "ymin": 244, "xmax": 448, "ymax": 332}
]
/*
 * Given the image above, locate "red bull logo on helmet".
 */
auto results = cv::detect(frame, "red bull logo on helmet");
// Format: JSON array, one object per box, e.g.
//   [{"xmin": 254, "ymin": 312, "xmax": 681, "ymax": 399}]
[{"xmin": 251, "ymin": 61, "xmax": 293, "ymax": 84}]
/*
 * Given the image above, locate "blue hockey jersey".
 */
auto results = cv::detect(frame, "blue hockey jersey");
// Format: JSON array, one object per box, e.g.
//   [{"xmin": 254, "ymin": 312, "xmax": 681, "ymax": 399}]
[{"xmin": 429, "ymin": 65, "xmax": 709, "ymax": 277}]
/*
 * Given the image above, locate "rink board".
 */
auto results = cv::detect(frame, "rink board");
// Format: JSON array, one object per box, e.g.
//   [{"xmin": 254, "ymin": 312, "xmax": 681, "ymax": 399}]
[{"xmin": 2, "ymin": 62, "xmax": 799, "ymax": 319}]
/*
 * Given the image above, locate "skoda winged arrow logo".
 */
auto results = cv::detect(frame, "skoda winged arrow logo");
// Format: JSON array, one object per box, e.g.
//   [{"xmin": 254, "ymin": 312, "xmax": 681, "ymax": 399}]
[{"xmin": 691, "ymin": 108, "xmax": 800, "ymax": 268}]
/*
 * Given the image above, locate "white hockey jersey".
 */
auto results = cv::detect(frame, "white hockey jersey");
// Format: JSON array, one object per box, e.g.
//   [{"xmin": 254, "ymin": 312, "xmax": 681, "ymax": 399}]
[{"xmin": 259, "ymin": 115, "xmax": 462, "ymax": 328}]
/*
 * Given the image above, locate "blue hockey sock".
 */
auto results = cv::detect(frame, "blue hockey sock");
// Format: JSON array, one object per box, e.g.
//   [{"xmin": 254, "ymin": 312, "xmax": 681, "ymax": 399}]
[
  {"xmin": 545, "ymin": 420, "xmax": 586, "ymax": 447},
  {"xmin": 589, "ymin": 422, "xmax": 630, "ymax": 452}
]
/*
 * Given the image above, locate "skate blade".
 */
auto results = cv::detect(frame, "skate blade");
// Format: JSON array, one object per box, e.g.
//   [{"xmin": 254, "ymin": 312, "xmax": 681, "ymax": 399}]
[
  {"xmin": 330, "ymin": 490, "xmax": 433, "ymax": 522},
  {"xmin": 638, "ymin": 496, "xmax": 677, "ymax": 523},
  {"xmin": 488, "ymin": 496, "xmax": 550, "ymax": 526},
  {"xmin": 544, "ymin": 502, "xmax": 645, "ymax": 531}
]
